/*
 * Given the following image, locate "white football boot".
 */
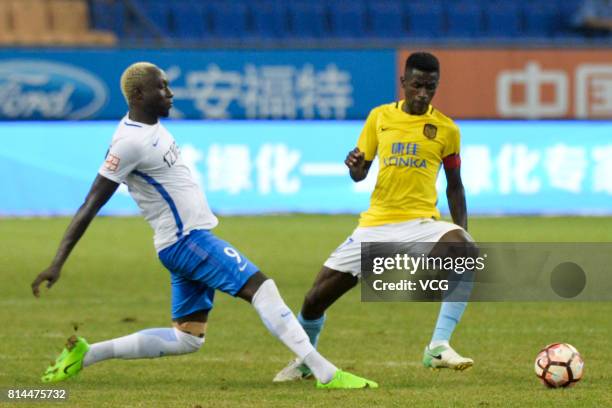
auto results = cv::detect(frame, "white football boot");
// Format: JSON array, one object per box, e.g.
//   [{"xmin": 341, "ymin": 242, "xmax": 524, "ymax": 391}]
[
  {"xmin": 423, "ymin": 344, "xmax": 473, "ymax": 371},
  {"xmin": 273, "ymin": 358, "xmax": 313, "ymax": 382}
]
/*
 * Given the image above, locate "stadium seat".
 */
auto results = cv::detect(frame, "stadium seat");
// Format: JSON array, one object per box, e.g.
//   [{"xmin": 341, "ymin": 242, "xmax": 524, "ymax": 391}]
[
  {"xmin": 523, "ymin": 2, "xmax": 562, "ymax": 37},
  {"xmin": 48, "ymin": 0, "xmax": 117, "ymax": 46},
  {"xmin": 287, "ymin": 1, "xmax": 327, "ymax": 38},
  {"xmin": 0, "ymin": 0, "xmax": 15, "ymax": 44},
  {"xmin": 209, "ymin": 0, "xmax": 249, "ymax": 39},
  {"xmin": 405, "ymin": 1, "xmax": 444, "ymax": 38},
  {"xmin": 368, "ymin": 0, "xmax": 405, "ymax": 38},
  {"xmin": 485, "ymin": 1, "xmax": 522, "ymax": 37},
  {"xmin": 446, "ymin": 1, "xmax": 484, "ymax": 37},
  {"xmin": 169, "ymin": 1, "xmax": 209, "ymax": 40},
  {"xmin": 250, "ymin": 0, "xmax": 289, "ymax": 38},
  {"xmin": 9, "ymin": 0, "xmax": 55, "ymax": 45},
  {"xmin": 140, "ymin": 0, "xmax": 172, "ymax": 38},
  {"xmin": 75, "ymin": 0, "xmax": 590, "ymax": 44},
  {"xmin": 558, "ymin": 0, "xmax": 583, "ymax": 36},
  {"xmin": 329, "ymin": 0, "xmax": 367, "ymax": 38},
  {"xmin": 90, "ymin": 0, "xmax": 125, "ymax": 37}
]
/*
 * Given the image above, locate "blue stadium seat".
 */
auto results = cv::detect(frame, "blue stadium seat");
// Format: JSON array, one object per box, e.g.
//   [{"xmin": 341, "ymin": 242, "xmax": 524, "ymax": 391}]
[
  {"xmin": 485, "ymin": 1, "xmax": 522, "ymax": 37},
  {"xmin": 368, "ymin": 0, "xmax": 405, "ymax": 37},
  {"xmin": 88, "ymin": 0, "xmax": 584, "ymax": 43},
  {"xmin": 90, "ymin": 0, "xmax": 125, "ymax": 36},
  {"xmin": 143, "ymin": 1, "xmax": 171, "ymax": 38},
  {"xmin": 523, "ymin": 3, "xmax": 562, "ymax": 37},
  {"xmin": 446, "ymin": 1, "xmax": 484, "ymax": 37},
  {"xmin": 122, "ymin": 0, "xmax": 172, "ymax": 40},
  {"xmin": 169, "ymin": 2, "xmax": 209, "ymax": 40},
  {"xmin": 558, "ymin": 0, "xmax": 583, "ymax": 35},
  {"xmin": 405, "ymin": 1, "xmax": 444, "ymax": 38},
  {"xmin": 329, "ymin": 0, "xmax": 367, "ymax": 38},
  {"xmin": 209, "ymin": 0, "xmax": 248, "ymax": 39},
  {"xmin": 251, "ymin": 0, "xmax": 288, "ymax": 38},
  {"xmin": 287, "ymin": 1, "xmax": 327, "ymax": 38}
]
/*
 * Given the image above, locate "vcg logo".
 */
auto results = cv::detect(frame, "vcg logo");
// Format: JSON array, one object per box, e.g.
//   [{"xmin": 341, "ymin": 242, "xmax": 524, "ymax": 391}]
[{"xmin": 0, "ymin": 60, "xmax": 108, "ymax": 119}]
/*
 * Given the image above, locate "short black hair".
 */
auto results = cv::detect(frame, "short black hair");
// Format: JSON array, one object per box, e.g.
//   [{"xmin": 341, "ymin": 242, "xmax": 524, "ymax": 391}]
[{"xmin": 404, "ymin": 52, "xmax": 440, "ymax": 74}]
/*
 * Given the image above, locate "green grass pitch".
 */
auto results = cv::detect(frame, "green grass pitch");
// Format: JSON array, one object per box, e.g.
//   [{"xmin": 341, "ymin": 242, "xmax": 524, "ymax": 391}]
[{"xmin": 1, "ymin": 215, "xmax": 611, "ymax": 407}]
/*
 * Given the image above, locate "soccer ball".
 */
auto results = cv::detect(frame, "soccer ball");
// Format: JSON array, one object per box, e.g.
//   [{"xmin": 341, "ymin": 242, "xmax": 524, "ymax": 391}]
[{"xmin": 534, "ymin": 343, "xmax": 584, "ymax": 388}]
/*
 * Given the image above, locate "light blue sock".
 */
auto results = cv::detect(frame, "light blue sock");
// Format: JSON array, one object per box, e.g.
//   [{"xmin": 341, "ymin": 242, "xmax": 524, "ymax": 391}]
[
  {"xmin": 297, "ymin": 313, "xmax": 326, "ymax": 348},
  {"xmin": 431, "ymin": 271, "xmax": 474, "ymax": 344}
]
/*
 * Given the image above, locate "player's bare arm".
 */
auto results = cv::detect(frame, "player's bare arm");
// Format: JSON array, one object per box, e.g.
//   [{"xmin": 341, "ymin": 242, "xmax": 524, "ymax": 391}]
[
  {"xmin": 31, "ymin": 175, "xmax": 119, "ymax": 297},
  {"xmin": 345, "ymin": 147, "xmax": 372, "ymax": 182},
  {"xmin": 444, "ymin": 165, "xmax": 467, "ymax": 231}
]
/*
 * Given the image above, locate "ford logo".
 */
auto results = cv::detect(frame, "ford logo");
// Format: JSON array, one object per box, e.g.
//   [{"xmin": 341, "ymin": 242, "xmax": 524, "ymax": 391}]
[{"xmin": 0, "ymin": 60, "xmax": 108, "ymax": 120}]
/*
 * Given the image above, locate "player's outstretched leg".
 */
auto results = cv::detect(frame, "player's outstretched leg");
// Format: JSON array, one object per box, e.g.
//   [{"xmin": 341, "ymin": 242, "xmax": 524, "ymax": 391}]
[
  {"xmin": 424, "ymin": 229, "xmax": 476, "ymax": 371},
  {"xmin": 240, "ymin": 272, "xmax": 375, "ymax": 389},
  {"xmin": 273, "ymin": 267, "xmax": 358, "ymax": 382},
  {"xmin": 41, "ymin": 323, "xmax": 205, "ymax": 382}
]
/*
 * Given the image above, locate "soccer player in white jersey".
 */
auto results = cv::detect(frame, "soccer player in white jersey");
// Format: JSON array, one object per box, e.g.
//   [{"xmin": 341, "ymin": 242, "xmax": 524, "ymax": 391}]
[{"xmin": 31, "ymin": 62, "xmax": 377, "ymax": 389}]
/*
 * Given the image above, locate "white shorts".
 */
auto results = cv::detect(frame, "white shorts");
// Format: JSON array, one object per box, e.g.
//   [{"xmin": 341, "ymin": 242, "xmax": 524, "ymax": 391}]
[{"xmin": 324, "ymin": 218, "xmax": 467, "ymax": 277}]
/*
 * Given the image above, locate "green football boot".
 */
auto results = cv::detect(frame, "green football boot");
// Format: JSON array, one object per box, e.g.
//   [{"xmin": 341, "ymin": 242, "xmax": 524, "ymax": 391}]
[
  {"xmin": 41, "ymin": 335, "xmax": 89, "ymax": 383},
  {"xmin": 316, "ymin": 370, "xmax": 378, "ymax": 389}
]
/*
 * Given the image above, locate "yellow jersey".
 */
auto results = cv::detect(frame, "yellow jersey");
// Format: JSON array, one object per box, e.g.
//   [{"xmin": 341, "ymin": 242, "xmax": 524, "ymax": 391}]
[{"xmin": 357, "ymin": 100, "xmax": 461, "ymax": 227}]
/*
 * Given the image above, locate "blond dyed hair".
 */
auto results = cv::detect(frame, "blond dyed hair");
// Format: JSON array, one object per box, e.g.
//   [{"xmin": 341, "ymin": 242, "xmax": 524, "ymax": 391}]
[{"xmin": 120, "ymin": 62, "xmax": 159, "ymax": 104}]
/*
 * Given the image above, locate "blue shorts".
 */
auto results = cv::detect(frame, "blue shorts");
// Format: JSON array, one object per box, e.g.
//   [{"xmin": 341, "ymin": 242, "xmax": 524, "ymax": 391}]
[{"xmin": 158, "ymin": 229, "xmax": 259, "ymax": 320}]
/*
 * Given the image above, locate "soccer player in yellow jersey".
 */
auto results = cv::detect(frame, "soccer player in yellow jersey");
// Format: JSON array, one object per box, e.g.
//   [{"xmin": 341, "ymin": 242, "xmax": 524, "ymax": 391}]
[{"xmin": 274, "ymin": 52, "xmax": 477, "ymax": 382}]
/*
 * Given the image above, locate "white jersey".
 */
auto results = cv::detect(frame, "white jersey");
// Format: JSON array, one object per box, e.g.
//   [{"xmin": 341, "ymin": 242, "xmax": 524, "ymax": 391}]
[{"xmin": 98, "ymin": 115, "xmax": 218, "ymax": 251}]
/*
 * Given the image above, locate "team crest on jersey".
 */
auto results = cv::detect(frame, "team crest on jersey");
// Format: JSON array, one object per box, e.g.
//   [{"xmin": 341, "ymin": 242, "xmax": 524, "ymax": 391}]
[
  {"xmin": 104, "ymin": 154, "xmax": 120, "ymax": 172},
  {"xmin": 423, "ymin": 124, "xmax": 437, "ymax": 139}
]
